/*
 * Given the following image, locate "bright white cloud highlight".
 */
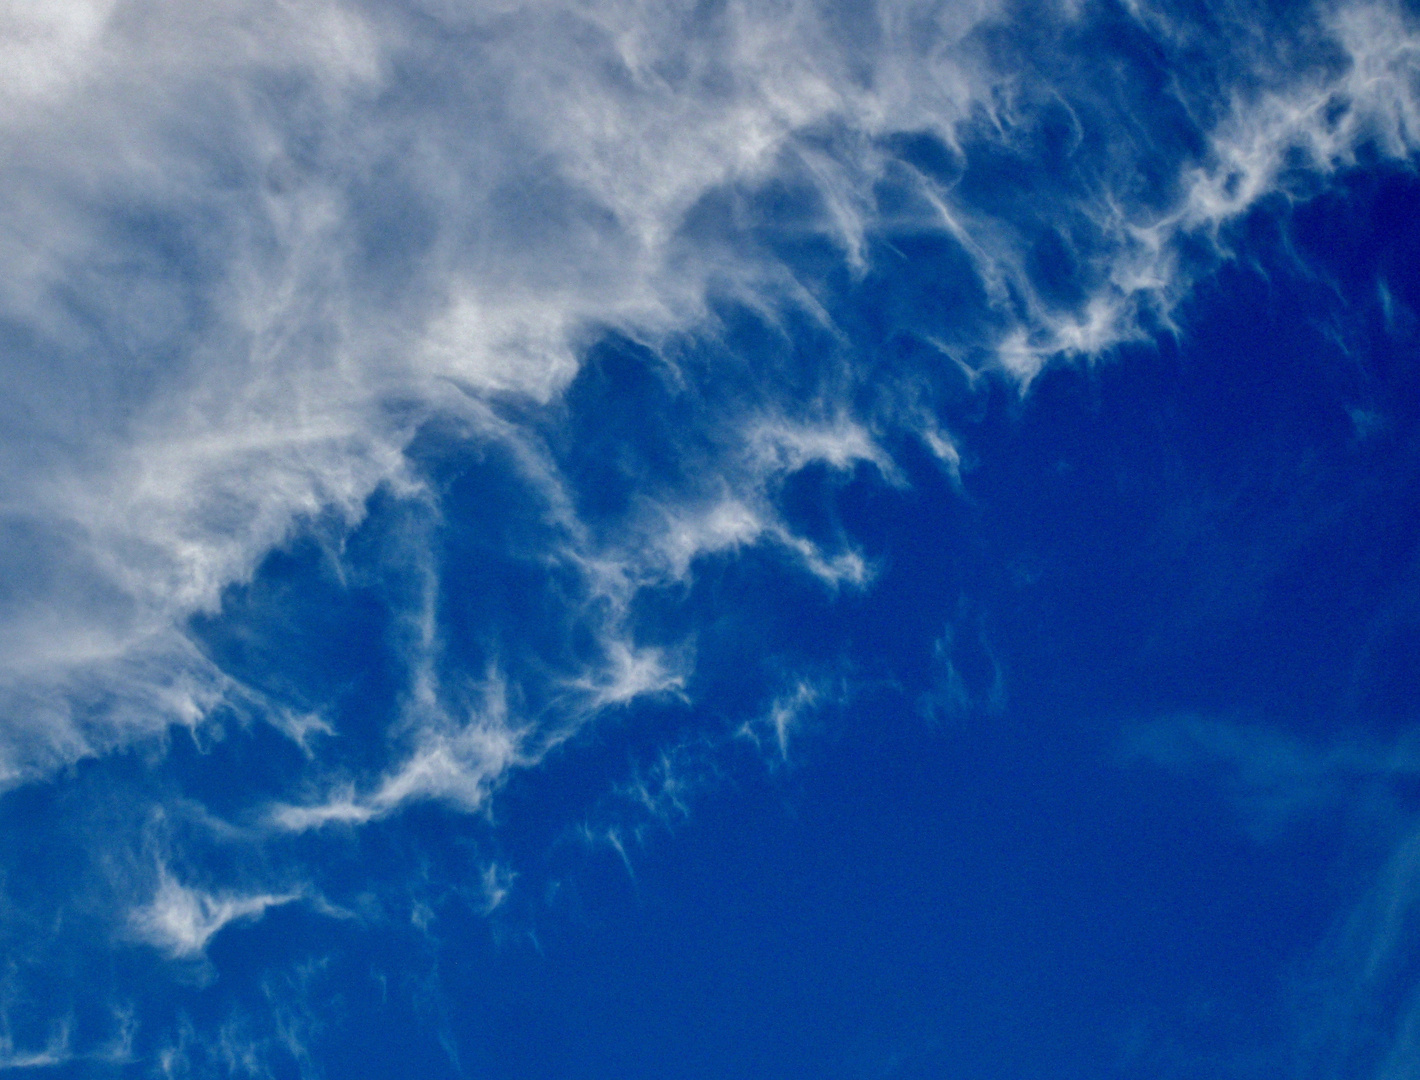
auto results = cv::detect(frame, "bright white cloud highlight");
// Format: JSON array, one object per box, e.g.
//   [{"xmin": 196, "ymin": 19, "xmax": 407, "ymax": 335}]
[{"xmin": 130, "ymin": 867, "xmax": 299, "ymax": 958}]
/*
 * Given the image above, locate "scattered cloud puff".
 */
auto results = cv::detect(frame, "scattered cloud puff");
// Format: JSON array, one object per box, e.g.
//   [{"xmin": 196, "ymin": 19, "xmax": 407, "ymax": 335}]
[{"xmin": 130, "ymin": 865, "xmax": 300, "ymax": 958}]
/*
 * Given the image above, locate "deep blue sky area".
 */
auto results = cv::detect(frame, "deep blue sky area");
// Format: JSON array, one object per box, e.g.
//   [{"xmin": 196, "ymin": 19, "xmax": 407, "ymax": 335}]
[{"xmin": 2, "ymin": 2, "xmax": 1420, "ymax": 1078}]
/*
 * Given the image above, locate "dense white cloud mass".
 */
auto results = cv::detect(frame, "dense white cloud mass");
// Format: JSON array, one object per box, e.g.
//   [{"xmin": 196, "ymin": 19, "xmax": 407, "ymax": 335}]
[
  {"xmin": 0, "ymin": 0, "xmax": 1007, "ymax": 781},
  {"xmin": 0, "ymin": 4, "xmax": 1388, "ymax": 750},
  {"xmin": 1, "ymin": 0, "xmax": 1419, "ymax": 961}
]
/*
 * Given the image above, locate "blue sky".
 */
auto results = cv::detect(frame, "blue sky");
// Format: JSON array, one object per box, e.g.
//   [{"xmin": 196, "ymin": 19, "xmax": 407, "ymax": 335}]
[{"xmin": 2, "ymin": 0, "xmax": 1420, "ymax": 1076}]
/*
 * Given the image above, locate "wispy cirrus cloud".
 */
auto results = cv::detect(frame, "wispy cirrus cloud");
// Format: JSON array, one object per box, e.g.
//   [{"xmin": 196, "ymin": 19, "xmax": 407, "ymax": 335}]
[
  {"xmin": 1131, "ymin": 715, "xmax": 1420, "ymax": 1075},
  {"xmin": 1128, "ymin": 715, "xmax": 1420, "ymax": 836},
  {"xmin": 1, "ymin": 0, "xmax": 1419, "ymax": 1069},
  {"xmin": 130, "ymin": 866, "xmax": 300, "ymax": 959},
  {"xmin": 0, "ymin": 0, "xmax": 1416, "ymax": 786}
]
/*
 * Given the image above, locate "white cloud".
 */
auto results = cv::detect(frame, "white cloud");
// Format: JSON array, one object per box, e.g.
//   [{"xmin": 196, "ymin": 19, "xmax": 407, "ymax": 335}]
[
  {"xmin": 130, "ymin": 866, "xmax": 299, "ymax": 958},
  {"xmin": 1128, "ymin": 716, "xmax": 1420, "ymax": 836},
  {"xmin": 0, "ymin": 3, "xmax": 1417, "ymax": 1068},
  {"xmin": 740, "ymin": 678, "xmax": 823, "ymax": 760},
  {"xmin": 269, "ymin": 665, "xmax": 528, "ymax": 830},
  {"xmin": 0, "ymin": 0, "xmax": 1413, "ymax": 795},
  {"xmin": 1181, "ymin": 2, "xmax": 1420, "ymax": 230},
  {"xmin": 478, "ymin": 863, "xmax": 515, "ymax": 915},
  {"xmin": 0, "ymin": 1029, "xmax": 71, "ymax": 1072},
  {"xmin": 0, "ymin": 0, "xmax": 990, "ymax": 778},
  {"xmin": 747, "ymin": 415, "xmax": 900, "ymax": 482},
  {"xmin": 566, "ymin": 640, "xmax": 690, "ymax": 711},
  {"xmin": 0, "ymin": 0, "xmax": 117, "ymax": 106}
]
